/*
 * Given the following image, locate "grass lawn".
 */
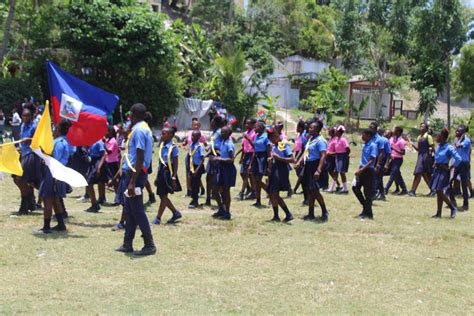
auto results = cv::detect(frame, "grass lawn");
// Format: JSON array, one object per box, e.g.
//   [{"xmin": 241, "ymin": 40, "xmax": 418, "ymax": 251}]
[{"xmin": 0, "ymin": 136, "xmax": 473, "ymax": 314}]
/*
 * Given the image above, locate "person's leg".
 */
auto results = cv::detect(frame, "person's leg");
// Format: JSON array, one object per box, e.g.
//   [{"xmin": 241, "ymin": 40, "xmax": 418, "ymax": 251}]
[
  {"xmin": 314, "ymin": 190, "xmax": 329, "ymax": 221},
  {"xmin": 410, "ymin": 175, "xmax": 422, "ymax": 195},
  {"xmin": 156, "ymin": 194, "xmax": 168, "ymax": 222},
  {"xmin": 38, "ymin": 198, "xmax": 54, "ymax": 233},
  {"xmin": 396, "ymin": 160, "xmax": 408, "ymax": 193},
  {"xmin": 253, "ymin": 176, "xmax": 263, "ymax": 206},
  {"xmin": 269, "ymin": 193, "xmax": 279, "ymax": 220},
  {"xmin": 461, "ymin": 178, "xmax": 469, "ymax": 210},
  {"xmin": 14, "ymin": 178, "xmax": 30, "ymax": 214},
  {"xmin": 206, "ymin": 173, "xmax": 214, "ymax": 205},
  {"xmin": 433, "ymin": 191, "xmax": 443, "ymax": 217},
  {"xmin": 98, "ymin": 182, "xmax": 106, "ymax": 202},
  {"xmin": 119, "ymin": 196, "xmax": 137, "ymax": 251},
  {"xmin": 88, "ymin": 185, "xmax": 97, "ymax": 205},
  {"xmin": 362, "ymin": 171, "xmax": 374, "ymax": 218},
  {"xmin": 190, "ymin": 174, "xmax": 199, "ymax": 206},
  {"xmin": 128, "ymin": 193, "xmax": 156, "ymax": 255},
  {"xmin": 422, "ymin": 173, "xmax": 432, "ymax": 188},
  {"xmin": 51, "ymin": 198, "xmax": 66, "ymax": 230},
  {"xmin": 277, "ymin": 195, "xmax": 293, "ymax": 221},
  {"xmin": 352, "ymin": 178, "xmax": 366, "ymax": 213},
  {"xmin": 239, "ymin": 171, "xmax": 247, "ymax": 198},
  {"xmin": 224, "ymin": 187, "xmax": 231, "ymax": 213},
  {"xmin": 304, "ymin": 191, "xmax": 316, "ymax": 220},
  {"xmin": 186, "ymin": 172, "xmax": 191, "ymax": 196}
]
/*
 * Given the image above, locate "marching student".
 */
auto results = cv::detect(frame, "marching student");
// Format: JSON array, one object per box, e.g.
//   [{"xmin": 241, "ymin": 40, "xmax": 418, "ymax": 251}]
[
  {"xmin": 408, "ymin": 123, "xmax": 434, "ymax": 197},
  {"xmin": 212, "ymin": 126, "xmax": 237, "ymax": 220},
  {"xmin": 188, "ymin": 130, "xmax": 206, "ymax": 208},
  {"xmin": 105, "ymin": 126, "xmax": 120, "ymax": 197},
  {"xmin": 205, "ymin": 115, "xmax": 224, "ymax": 206},
  {"xmin": 292, "ymin": 120, "xmax": 306, "ymax": 195},
  {"xmin": 266, "ymin": 129, "xmax": 294, "ymax": 222},
  {"xmin": 384, "ymin": 126, "xmax": 408, "ymax": 195},
  {"xmin": 296, "ymin": 120, "xmax": 329, "ymax": 222},
  {"xmin": 369, "ymin": 122, "xmax": 391, "ymax": 201},
  {"xmin": 84, "ymin": 139, "xmax": 107, "ymax": 212},
  {"xmin": 274, "ymin": 121, "xmax": 293, "ymax": 197},
  {"xmin": 324, "ymin": 127, "xmax": 339, "ymax": 193},
  {"xmin": 235, "ymin": 118, "xmax": 256, "ymax": 200},
  {"xmin": 250, "ymin": 121, "xmax": 272, "ymax": 207},
  {"xmin": 449, "ymin": 125, "xmax": 471, "ymax": 211},
  {"xmin": 115, "ymin": 103, "xmax": 156, "ymax": 256},
  {"xmin": 152, "ymin": 127, "xmax": 182, "ymax": 225},
  {"xmin": 334, "ymin": 125, "xmax": 350, "ymax": 194},
  {"xmin": 35, "ymin": 119, "xmax": 71, "ymax": 234},
  {"xmin": 353, "ymin": 129, "xmax": 378, "ymax": 220},
  {"xmin": 13, "ymin": 103, "xmax": 43, "ymax": 215},
  {"xmin": 431, "ymin": 128, "xmax": 461, "ymax": 219},
  {"xmin": 142, "ymin": 111, "xmax": 157, "ymax": 205},
  {"xmin": 182, "ymin": 118, "xmax": 207, "ymax": 197}
]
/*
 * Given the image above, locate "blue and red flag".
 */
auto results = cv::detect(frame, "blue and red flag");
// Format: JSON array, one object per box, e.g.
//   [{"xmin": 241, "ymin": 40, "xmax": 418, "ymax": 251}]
[
  {"xmin": 227, "ymin": 115, "xmax": 237, "ymax": 125},
  {"xmin": 47, "ymin": 61, "xmax": 119, "ymax": 146}
]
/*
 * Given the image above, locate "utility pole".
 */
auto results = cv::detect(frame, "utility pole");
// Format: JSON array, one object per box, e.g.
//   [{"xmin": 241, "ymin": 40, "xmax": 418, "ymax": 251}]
[{"xmin": 446, "ymin": 55, "xmax": 451, "ymax": 130}]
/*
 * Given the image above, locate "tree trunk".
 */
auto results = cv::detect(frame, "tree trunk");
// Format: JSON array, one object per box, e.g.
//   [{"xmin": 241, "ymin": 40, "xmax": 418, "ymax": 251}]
[
  {"xmin": 446, "ymin": 57, "xmax": 451, "ymax": 130},
  {"xmin": 0, "ymin": 0, "xmax": 16, "ymax": 65}
]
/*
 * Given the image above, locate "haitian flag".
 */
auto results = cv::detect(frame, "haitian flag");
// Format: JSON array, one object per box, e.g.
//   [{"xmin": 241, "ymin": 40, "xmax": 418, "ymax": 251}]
[{"xmin": 47, "ymin": 61, "xmax": 119, "ymax": 146}]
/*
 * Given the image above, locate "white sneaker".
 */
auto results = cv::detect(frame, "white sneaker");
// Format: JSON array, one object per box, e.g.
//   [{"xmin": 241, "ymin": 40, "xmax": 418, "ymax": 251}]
[{"xmin": 76, "ymin": 196, "xmax": 90, "ymax": 203}]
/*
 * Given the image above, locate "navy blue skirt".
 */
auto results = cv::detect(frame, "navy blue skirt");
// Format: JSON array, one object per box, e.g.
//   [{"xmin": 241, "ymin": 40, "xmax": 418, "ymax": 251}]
[
  {"xmin": 106, "ymin": 161, "xmax": 120, "ymax": 181},
  {"xmin": 217, "ymin": 162, "xmax": 237, "ymax": 188},
  {"xmin": 414, "ymin": 153, "xmax": 433, "ymax": 175},
  {"xmin": 430, "ymin": 166, "xmax": 450, "ymax": 191},
  {"xmin": 302, "ymin": 160, "xmax": 328, "ymax": 191},
  {"xmin": 86, "ymin": 157, "xmax": 108, "ymax": 185},
  {"xmin": 453, "ymin": 161, "xmax": 470, "ymax": 182},
  {"xmin": 240, "ymin": 152, "xmax": 253, "ymax": 174},
  {"xmin": 206, "ymin": 156, "xmax": 219, "ymax": 175},
  {"xmin": 325, "ymin": 155, "xmax": 336, "ymax": 173},
  {"xmin": 155, "ymin": 164, "xmax": 182, "ymax": 196},
  {"xmin": 117, "ymin": 171, "xmax": 148, "ymax": 206},
  {"xmin": 252, "ymin": 152, "xmax": 268, "ymax": 176},
  {"xmin": 335, "ymin": 153, "xmax": 349, "ymax": 173},
  {"xmin": 39, "ymin": 167, "xmax": 67, "ymax": 199},
  {"xmin": 267, "ymin": 161, "xmax": 290, "ymax": 193},
  {"xmin": 20, "ymin": 153, "xmax": 44, "ymax": 188}
]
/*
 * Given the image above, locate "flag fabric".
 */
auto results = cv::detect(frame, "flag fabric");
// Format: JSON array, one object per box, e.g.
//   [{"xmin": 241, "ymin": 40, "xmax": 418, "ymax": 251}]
[
  {"xmin": 34, "ymin": 149, "xmax": 87, "ymax": 187},
  {"xmin": 257, "ymin": 110, "xmax": 266, "ymax": 119},
  {"xmin": 227, "ymin": 115, "xmax": 237, "ymax": 125},
  {"xmin": 30, "ymin": 100, "xmax": 54, "ymax": 155},
  {"xmin": 0, "ymin": 142, "xmax": 23, "ymax": 176},
  {"xmin": 47, "ymin": 61, "xmax": 119, "ymax": 146}
]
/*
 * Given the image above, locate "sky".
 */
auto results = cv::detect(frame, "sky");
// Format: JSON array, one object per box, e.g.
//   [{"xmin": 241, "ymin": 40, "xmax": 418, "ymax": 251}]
[{"xmin": 467, "ymin": 0, "xmax": 474, "ymax": 8}]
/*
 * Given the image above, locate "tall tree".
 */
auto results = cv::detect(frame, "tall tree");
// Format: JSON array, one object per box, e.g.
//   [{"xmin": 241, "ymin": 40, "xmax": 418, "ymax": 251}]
[
  {"xmin": 410, "ymin": 0, "xmax": 466, "ymax": 128},
  {"xmin": 0, "ymin": 0, "xmax": 15, "ymax": 64}
]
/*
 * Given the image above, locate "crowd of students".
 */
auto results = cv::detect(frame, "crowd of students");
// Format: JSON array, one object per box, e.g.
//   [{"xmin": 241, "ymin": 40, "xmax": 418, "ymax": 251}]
[{"xmin": 10, "ymin": 102, "xmax": 472, "ymax": 256}]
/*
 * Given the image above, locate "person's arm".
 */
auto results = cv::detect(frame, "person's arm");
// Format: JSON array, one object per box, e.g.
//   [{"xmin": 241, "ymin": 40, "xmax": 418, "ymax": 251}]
[
  {"xmin": 273, "ymin": 149, "xmax": 294, "ymax": 164},
  {"xmin": 97, "ymin": 151, "xmax": 106, "ymax": 175},
  {"xmin": 314, "ymin": 151, "xmax": 326, "ymax": 179},
  {"xmin": 127, "ymin": 148, "xmax": 144, "ymax": 197},
  {"xmin": 356, "ymin": 157, "xmax": 375, "ymax": 176}
]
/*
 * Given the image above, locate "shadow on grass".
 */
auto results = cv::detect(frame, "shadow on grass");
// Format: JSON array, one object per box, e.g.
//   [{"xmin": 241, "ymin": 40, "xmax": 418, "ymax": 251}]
[
  {"xmin": 32, "ymin": 231, "xmax": 88, "ymax": 239},
  {"xmin": 68, "ymin": 222, "xmax": 114, "ymax": 229}
]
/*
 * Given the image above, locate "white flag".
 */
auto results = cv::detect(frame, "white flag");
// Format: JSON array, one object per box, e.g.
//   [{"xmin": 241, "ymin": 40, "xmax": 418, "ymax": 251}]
[{"xmin": 34, "ymin": 149, "xmax": 88, "ymax": 187}]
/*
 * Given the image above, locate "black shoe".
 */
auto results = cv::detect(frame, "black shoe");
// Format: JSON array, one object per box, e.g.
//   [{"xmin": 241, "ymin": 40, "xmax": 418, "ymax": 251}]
[
  {"xmin": 384, "ymin": 188, "xmax": 388, "ymax": 196},
  {"xmin": 393, "ymin": 188, "xmax": 400, "ymax": 194},
  {"xmin": 252, "ymin": 202, "xmax": 262, "ymax": 207},
  {"xmin": 200, "ymin": 188, "xmax": 205, "ymax": 196},
  {"xmin": 116, "ymin": 239, "xmax": 134, "ymax": 253},
  {"xmin": 134, "ymin": 236, "xmax": 156, "ymax": 256},
  {"xmin": 148, "ymin": 193, "xmax": 156, "ymax": 204},
  {"xmin": 318, "ymin": 215, "xmax": 328, "ymax": 223},
  {"xmin": 408, "ymin": 191, "xmax": 416, "ymax": 197},
  {"xmin": 303, "ymin": 214, "xmax": 316, "ymax": 221},
  {"xmin": 245, "ymin": 192, "xmax": 256, "ymax": 200},
  {"xmin": 461, "ymin": 205, "xmax": 469, "ymax": 212},
  {"xmin": 398, "ymin": 190, "xmax": 408, "ymax": 196},
  {"xmin": 188, "ymin": 202, "xmax": 199, "ymax": 209},
  {"xmin": 33, "ymin": 227, "xmax": 52, "ymax": 234},
  {"xmin": 85, "ymin": 204, "xmax": 101, "ymax": 213},
  {"xmin": 167, "ymin": 211, "xmax": 182, "ymax": 224},
  {"xmin": 428, "ymin": 191, "xmax": 436, "ymax": 197},
  {"xmin": 268, "ymin": 216, "xmax": 281, "ymax": 222},
  {"xmin": 205, "ymin": 199, "xmax": 211, "ymax": 206},
  {"xmin": 97, "ymin": 198, "xmax": 106, "ymax": 206},
  {"xmin": 432, "ymin": 212, "xmax": 442, "ymax": 218},
  {"xmin": 220, "ymin": 211, "xmax": 231, "ymax": 220},
  {"xmin": 17, "ymin": 209, "xmax": 29, "ymax": 216},
  {"xmin": 51, "ymin": 225, "xmax": 67, "ymax": 232},
  {"xmin": 283, "ymin": 213, "xmax": 294, "ymax": 223},
  {"xmin": 212, "ymin": 209, "xmax": 225, "ymax": 218}
]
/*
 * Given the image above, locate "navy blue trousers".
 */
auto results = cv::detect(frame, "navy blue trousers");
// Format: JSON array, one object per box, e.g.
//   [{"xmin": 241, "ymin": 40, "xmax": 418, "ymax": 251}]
[
  {"xmin": 353, "ymin": 168, "xmax": 374, "ymax": 217},
  {"xmin": 449, "ymin": 161, "xmax": 470, "ymax": 207},
  {"xmin": 121, "ymin": 171, "xmax": 153, "ymax": 241},
  {"xmin": 385, "ymin": 158, "xmax": 407, "ymax": 191}
]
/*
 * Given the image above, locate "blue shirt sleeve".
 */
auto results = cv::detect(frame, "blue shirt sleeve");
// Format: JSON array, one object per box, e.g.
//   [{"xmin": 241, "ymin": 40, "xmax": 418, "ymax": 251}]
[
  {"xmin": 284, "ymin": 145, "xmax": 292, "ymax": 157},
  {"xmin": 198, "ymin": 145, "xmax": 205, "ymax": 158},
  {"xmin": 370, "ymin": 143, "xmax": 378, "ymax": 159},
  {"xmin": 228, "ymin": 141, "xmax": 235, "ymax": 155},
  {"xmin": 461, "ymin": 138, "xmax": 470, "ymax": 149},
  {"xmin": 133, "ymin": 129, "xmax": 147, "ymax": 151},
  {"xmin": 450, "ymin": 145, "xmax": 462, "ymax": 167},
  {"xmin": 171, "ymin": 145, "xmax": 179, "ymax": 158},
  {"xmin": 318, "ymin": 140, "xmax": 327, "ymax": 152}
]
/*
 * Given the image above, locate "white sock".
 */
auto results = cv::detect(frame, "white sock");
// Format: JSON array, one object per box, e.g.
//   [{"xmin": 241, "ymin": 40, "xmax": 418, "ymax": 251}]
[
  {"xmin": 329, "ymin": 181, "xmax": 336, "ymax": 191},
  {"xmin": 343, "ymin": 182, "xmax": 348, "ymax": 191}
]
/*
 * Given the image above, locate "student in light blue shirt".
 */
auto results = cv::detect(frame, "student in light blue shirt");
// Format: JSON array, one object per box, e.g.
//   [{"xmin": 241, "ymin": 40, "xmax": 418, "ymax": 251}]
[
  {"xmin": 449, "ymin": 125, "xmax": 471, "ymax": 211},
  {"xmin": 188, "ymin": 130, "xmax": 206, "ymax": 208},
  {"xmin": 153, "ymin": 127, "xmax": 182, "ymax": 225},
  {"xmin": 250, "ymin": 121, "xmax": 272, "ymax": 207},
  {"xmin": 296, "ymin": 120, "xmax": 330, "ymax": 222},
  {"xmin": 206, "ymin": 115, "xmax": 224, "ymax": 206},
  {"xmin": 353, "ymin": 129, "xmax": 378, "ymax": 220},
  {"xmin": 115, "ymin": 103, "xmax": 156, "ymax": 256},
  {"xmin": 431, "ymin": 128, "xmax": 462, "ymax": 219},
  {"xmin": 85, "ymin": 139, "xmax": 107, "ymax": 212},
  {"xmin": 212, "ymin": 126, "xmax": 237, "ymax": 220},
  {"xmin": 369, "ymin": 122, "xmax": 391, "ymax": 201}
]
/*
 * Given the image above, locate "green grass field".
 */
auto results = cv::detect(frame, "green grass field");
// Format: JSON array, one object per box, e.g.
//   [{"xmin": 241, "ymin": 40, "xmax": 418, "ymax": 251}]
[{"xmin": 0, "ymin": 137, "xmax": 473, "ymax": 314}]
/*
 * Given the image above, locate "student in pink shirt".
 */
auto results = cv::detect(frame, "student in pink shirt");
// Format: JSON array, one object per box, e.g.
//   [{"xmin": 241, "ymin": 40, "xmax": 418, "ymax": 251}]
[
  {"xmin": 182, "ymin": 118, "xmax": 207, "ymax": 197},
  {"xmin": 384, "ymin": 126, "xmax": 408, "ymax": 195},
  {"xmin": 235, "ymin": 118, "xmax": 257, "ymax": 200},
  {"xmin": 292, "ymin": 120, "xmax": 306, "ymax": 195},
  {"xmin": 334, "ymin": 125, "xmax": 351, "ymax": 193},
  {"xmin": 105, "ymin": 126, "xmax": 121, "ymax": 195},
  {"xmin": 324, "ymin": 127, "xmax": 340, "ymax": 193}
]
